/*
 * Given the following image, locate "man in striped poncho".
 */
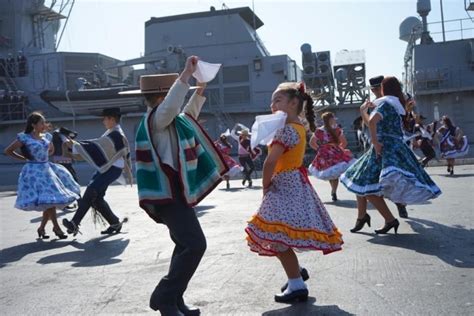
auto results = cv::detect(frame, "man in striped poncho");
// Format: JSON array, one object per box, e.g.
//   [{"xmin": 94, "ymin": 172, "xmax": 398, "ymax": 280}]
[
  {"xmin": 120, "ymin": 56, "xmax": 227, "ymax": 316},
  {"xmin": 62, "ymin": 107, "xmax": 133, "ymax": 236}
]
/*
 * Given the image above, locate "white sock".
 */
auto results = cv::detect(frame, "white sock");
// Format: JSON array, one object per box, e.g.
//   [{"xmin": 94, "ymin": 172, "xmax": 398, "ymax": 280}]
[{"xmin": 283, "ymin": 277, "xmax": 307, "ymax": 295}]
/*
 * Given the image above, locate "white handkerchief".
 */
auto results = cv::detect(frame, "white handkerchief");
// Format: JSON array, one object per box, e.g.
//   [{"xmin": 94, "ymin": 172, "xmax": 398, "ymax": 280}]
[
  {"xmin": 193, "ymin": 61, "xmax": 221, "ymax": 83},
  {"xmin": 250, "ymin": 111, "xmax": 288, "ymax": 149}
]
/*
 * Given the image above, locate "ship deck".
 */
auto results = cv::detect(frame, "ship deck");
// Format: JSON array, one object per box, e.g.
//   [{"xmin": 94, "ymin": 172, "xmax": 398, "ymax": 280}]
[{"xmin": 0, "ymin": 165, "xmax": 473, "ymax": 315}]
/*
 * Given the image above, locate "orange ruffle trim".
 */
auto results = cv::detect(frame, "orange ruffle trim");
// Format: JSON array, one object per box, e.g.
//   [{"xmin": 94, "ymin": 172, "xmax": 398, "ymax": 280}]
[{"xmin": 247, "ymin": 215, "xmax": 343, "ymax": 245}]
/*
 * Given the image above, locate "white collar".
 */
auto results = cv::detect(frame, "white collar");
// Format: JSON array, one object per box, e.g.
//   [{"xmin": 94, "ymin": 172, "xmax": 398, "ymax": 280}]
[{"xmin": 373, "ymin": 96, "xmax": 406, "ymax": 116}]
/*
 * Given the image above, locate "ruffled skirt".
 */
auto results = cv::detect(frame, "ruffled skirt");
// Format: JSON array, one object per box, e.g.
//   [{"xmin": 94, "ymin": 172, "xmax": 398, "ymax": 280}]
[
  {"xmin": 340, "ymin": 137, "xmax": 441, "ymax": 204},
  {"xmin": 309, "ymin": 145, "xmax": 354, "ymax": 180},
  {"xmin": 222, "ymin": 155, "xmax": 243, "ymax": 177},
  {"xmin": 15, "ymin": 162, "xmax": 81, "ymax": 211},
  {"xmin": 441, "ymin": 136, "xmax": 469, "ymax": 159},
  {"xmin": 245, "ymin": 168, "xmax": 343, "ymax": 256}
]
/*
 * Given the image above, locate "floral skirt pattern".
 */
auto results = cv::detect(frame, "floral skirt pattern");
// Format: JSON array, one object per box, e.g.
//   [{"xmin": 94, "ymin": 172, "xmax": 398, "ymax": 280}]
[
  {"xmin": 309, "ymin": 145, "xmax": 354, "ymax": 180},
  {"xmin": 245, "ymin": 168, "xmax": 343, "ymax": 256},
  {"xmin": 340, "ymin": 137, "xmax": 441, "ymax": 204},
  {"xmin": 15, "ymin": 162, "xmax": 81, "ymax": 211}
]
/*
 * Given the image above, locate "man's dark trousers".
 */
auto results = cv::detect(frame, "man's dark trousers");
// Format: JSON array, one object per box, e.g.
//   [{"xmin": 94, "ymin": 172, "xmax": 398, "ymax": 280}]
[{"xmin": 72, "ymin": 166, "xmax": 122, "ymax": 225}]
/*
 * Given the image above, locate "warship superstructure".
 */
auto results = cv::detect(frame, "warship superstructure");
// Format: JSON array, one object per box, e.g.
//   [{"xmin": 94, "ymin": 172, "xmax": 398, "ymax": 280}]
[{"xmin": 0, "ymin": 0, "xmax": 472, "ymax": 188}]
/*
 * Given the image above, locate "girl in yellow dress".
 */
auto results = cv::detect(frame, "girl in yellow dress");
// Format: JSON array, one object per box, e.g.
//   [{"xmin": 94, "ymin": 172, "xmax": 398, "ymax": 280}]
[{"xmin": 245, "ymin": 82, "xmax": 343, "ymax": 303}]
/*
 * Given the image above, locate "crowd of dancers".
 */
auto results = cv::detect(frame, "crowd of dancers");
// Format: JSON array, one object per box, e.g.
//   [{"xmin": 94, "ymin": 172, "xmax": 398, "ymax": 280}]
[{"xmin": 4, "ymin": 56, "xmax": 470, "ymax": 315}]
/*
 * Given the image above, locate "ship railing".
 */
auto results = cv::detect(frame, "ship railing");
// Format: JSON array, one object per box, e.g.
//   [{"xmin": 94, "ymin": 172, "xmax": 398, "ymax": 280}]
[
  {"xmin": 427, "ymin": 18, "xmax": 474, "ymax": 42},
  {"xmin": 0, "ymin": 100, "xmax": 28, "ymax": 121}
]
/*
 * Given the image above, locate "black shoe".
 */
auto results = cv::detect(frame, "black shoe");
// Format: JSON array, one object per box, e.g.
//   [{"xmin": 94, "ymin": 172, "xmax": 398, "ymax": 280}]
[
  {"xmin": 226, "ymin": 181, "xmax": 230, "ymax": 190},
  {"xmin": 248, "ymin": 180, "xmax": 253, "ymax": 188},
  {"xmin": 101, "ymin": 223, "xmax": 122, "ymax": 235},
  {"xmin": 53, "ymin": 227, "xmax": 68, "ymax": 239},
  {"xmin": 397, "ymin": 204, "xmax": 408, "ymax": 218},
  {"xmin": 150, "ymin": 290, "xmax": 184, "ymax": 316},
  {"xmin": 101, "ymin": 218, "xmax": 128, "ymax": 235},
  {"xmin": 62, "ymin": 218, "xmax": 80, "ymax": 236},
  {"xmin": 450, "ymin": 169, "xmax": 454, "ymax": 175},
  {"xmin": 242, "ymin": 178, "xmax": 246, "ymax": 186},
  {"xmin": 274, "ymin": 288, "xmax": 309, "ymax": 303},
  {"xmin": 375, "ymin": 219, "xmax": 400, "ymax": 234},
  {"xmin": 37, "ymin": 228, "xmax": 50, "ymax": 240},
  {"xmin": 331, "ymin": 192, "xmax": 338, "ymax": 201},
  {"xmin": 177, "ymin": 297, "xmax": 200, "ymax": 316},
  {"xmin": 350, "ymin": 213, "xmax": 371, "ymax": 233},
  {"xmin": 152, "ymin": 304, "xmax": 184, "ymax": 316},
  {"xmin": 281, "ymin": 268, "xmax": 310, "ymax": 292}
]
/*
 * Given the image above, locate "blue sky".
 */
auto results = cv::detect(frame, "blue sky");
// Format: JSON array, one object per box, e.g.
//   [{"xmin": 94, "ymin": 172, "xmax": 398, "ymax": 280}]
[{"xmin": 57, "ymin": 0, "xmax": 472, "ymax": 80}]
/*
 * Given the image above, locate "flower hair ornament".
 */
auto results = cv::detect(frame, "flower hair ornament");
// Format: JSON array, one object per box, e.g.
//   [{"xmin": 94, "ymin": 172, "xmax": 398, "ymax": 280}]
[{"xmin": 295, "ymin": 81, "xmax": 306, "ymax": 97}]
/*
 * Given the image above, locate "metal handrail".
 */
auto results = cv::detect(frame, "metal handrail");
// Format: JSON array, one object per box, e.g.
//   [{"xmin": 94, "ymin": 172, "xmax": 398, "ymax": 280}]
[{"xmin": 427, "ymin": 18, "xmax": 473, "ymax": 41}]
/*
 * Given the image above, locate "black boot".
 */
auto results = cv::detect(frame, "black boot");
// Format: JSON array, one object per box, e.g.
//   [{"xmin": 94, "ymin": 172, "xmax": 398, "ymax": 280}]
[
  {"xmin": 150, "ymin": 289, "xmax": 183, "ymax": 316},
  {"xmin": 62, "ymin": 218, "xmax": 80, "ymax": 236},
  {"xmin": 101, "ymin": 218, "xmax": 128, "ymax": 235},
  {"xmin": 177, "ymin": 297, "xmax": 200, "ymax": 316}
]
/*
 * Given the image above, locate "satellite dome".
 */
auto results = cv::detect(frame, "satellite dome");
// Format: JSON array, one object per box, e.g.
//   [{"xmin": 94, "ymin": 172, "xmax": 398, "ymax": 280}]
[{"xmin": 399, "ymin": 16, "xmax": 422, "ymax": 42}]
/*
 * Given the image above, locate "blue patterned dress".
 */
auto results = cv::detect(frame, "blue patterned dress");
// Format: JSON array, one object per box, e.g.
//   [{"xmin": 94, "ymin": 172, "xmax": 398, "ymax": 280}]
[
  {"xmin": 340, "ymin": 100, "xmax": 441, "ymax": 204},
  {"xmin": 15, "ymin": 132, "xmax": 81, "ymax": 211}
]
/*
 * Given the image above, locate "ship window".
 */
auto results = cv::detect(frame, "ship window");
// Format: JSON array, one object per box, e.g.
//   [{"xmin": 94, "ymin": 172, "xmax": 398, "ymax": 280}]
[
  {"xmin": 224, "ymin": 86, "xmax": 250, "ymax": 104},
  {"xmin": 205, "ymin": 31, "xmax": 213, "ymax": 37},
  {"xmin": 223, "ymin": 65, "xmax": 249, "ymax": 83}
]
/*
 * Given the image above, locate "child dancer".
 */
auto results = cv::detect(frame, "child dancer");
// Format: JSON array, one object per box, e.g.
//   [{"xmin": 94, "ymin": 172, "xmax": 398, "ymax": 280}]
[
  {"xmin": 341, "ymin": 77, "xmax": 441, "ymax": 234},
  {"xmin": 4, "ymin": 112, "xmax": 80, "ymax": 239},
  {"xmin": 214, "ymin": 134, "xmax": 242, "ymax": 189},
  {"xmin": 245, "ymin": 82, "xmax": 343, "ymax": 303},
  {"xmin": 308, "ymin": 112, "xmax": 355, "ymax": 201}
]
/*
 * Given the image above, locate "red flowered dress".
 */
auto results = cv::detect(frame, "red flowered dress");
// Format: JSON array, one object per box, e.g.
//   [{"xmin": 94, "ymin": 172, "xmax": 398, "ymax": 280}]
[
  {"xmin": 245, "ymin": 123, "xmax": 343, "ymax": 256},
  {"xmin": 214, "ymin": 141, "xmax": 242, "ymax": 177},
  {"xmin": 308, "ymin": 127, "xmax": 355, "ymax": 180}
]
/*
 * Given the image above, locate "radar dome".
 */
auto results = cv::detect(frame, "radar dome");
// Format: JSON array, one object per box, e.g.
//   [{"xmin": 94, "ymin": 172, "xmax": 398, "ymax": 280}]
[{"xmin": 399, "ymin": 16, "xmax": 422, "ymax": 42}]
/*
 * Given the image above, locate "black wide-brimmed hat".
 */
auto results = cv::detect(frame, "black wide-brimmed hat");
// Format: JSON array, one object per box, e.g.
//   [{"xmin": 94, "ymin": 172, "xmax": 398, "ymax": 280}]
[
  {"xmin": 368, "ymin": 75, "xmax": 384, "ymax": 88},
  {"xmin": 101, "ymin": 107, "xmax": 121, "ymax": 118}
]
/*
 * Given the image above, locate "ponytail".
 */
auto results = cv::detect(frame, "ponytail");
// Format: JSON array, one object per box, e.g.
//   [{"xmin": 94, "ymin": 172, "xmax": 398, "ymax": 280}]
[{"xmin": 304, "ymin": 94, "xmax": 316, "ymax": 132}]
